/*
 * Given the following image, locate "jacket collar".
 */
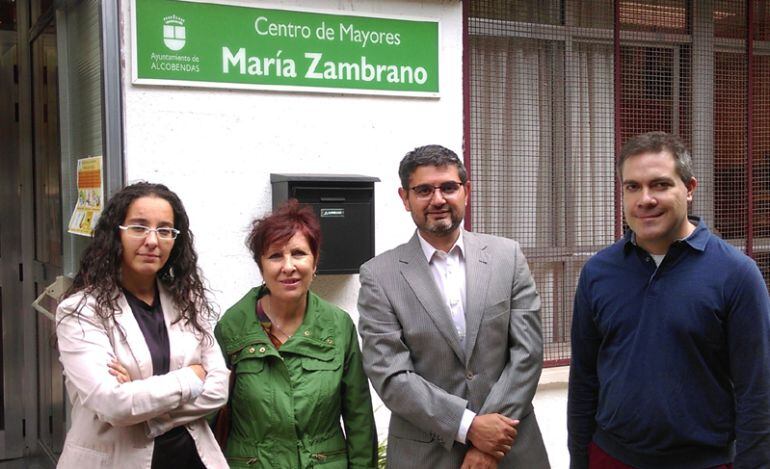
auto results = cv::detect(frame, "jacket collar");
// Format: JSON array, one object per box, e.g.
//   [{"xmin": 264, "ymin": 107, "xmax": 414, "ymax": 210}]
[
  {"xmin": 219, "ymin": 286, "xmax": 337, "ymax": 361},
  {"xmin": 400, "ymin": 234, "xmax": 464, "ymax": 362},
  {"xmin": 416, "ymin": 229, "xmax": 465, "ymax": 262},
  {"xmin": 399, "ymin": 230, "xmax": 491, "ymax": 365},
  {"xmin": 462, "ymin": 231, "xmax": 492, "ymax": 362}
]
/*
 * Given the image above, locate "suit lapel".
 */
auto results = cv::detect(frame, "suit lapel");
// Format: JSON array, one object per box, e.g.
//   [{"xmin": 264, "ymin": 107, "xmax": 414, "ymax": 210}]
[
  {"xmin": 399, "ymin": 234, "xmax": 465, "ymax": 363},
  {"xmin": 113, "ymin": 291, "xmax": 155, "ymax": 379},
  {"xmin": 463, "ymin": 231, "xmax": 492, "ymax": 363}
]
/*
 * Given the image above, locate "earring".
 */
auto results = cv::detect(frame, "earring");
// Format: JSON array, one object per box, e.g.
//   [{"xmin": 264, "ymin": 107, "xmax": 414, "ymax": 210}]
[{"xmin": 313, "ymin": 272, "xmax": 317, "ymax": 279}]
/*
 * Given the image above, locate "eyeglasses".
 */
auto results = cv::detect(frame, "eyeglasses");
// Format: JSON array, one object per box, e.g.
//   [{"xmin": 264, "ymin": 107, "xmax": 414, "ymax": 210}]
[
  {"xmin": 119, "ymin": 225, "xmax": 180, "ymax": 240},
  {"xmin": 409, "ymin": 181, "xmax": 464, "ymax": 199}
]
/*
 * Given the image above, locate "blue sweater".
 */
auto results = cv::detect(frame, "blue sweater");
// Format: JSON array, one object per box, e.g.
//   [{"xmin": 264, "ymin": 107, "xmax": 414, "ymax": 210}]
[{"xmin": 568, "ymin": 218, "xmax": 770, "ymax": 469}]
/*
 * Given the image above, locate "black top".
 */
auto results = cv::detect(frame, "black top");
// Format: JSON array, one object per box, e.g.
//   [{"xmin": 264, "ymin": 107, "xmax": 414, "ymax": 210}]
[
  {"xmin": 122, "ymin": 288, "xmax": 204, "ymax": 469},
  {"xmin": 123, "ymin": 288, "xmax": 170, "ymax": 375}
]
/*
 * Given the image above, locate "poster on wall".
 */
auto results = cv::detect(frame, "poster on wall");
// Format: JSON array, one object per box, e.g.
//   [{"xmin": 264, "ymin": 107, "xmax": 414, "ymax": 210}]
[
  {"xmin": 67, "ymin": 156, "xmax": 104, "ymax": 237},
  {"xmin": 131, "ymin": 0, "xmax": 440, "ymax": 97}
]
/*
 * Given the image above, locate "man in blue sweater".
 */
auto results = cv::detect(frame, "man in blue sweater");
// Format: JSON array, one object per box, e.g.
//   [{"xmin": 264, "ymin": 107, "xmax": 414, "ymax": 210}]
[{"xmin": 567, "ymin": 131, "xmax": 770, "ymax": 469}]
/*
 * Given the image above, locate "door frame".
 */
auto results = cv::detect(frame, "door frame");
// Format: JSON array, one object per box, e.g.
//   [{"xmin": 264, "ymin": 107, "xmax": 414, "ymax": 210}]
[{"xmin": 3, "ymin": 0, "xmax": 124, "ymax": 465}]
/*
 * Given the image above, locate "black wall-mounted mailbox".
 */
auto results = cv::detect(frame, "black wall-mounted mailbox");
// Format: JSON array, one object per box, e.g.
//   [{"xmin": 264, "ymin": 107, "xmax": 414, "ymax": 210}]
[{"xmin": 270, "ymin": 174, "xmax": 380, "ymax": 275}]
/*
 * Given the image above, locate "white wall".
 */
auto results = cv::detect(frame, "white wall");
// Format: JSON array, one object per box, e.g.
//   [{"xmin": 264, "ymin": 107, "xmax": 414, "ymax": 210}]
[
  {"xmin": 120, "ymin": 0, "xmax": 463, "ymax": 314},
  {"xmin": 535, "ymin": 369, "xmax": 570, "ymax": 468},
  {"xmin": 119, "ymin": 1, "xmax": 572, "ymax": 465},
  {"xmin": 120, "ymin": 0, "xmax": 462, "ymax": 447}
]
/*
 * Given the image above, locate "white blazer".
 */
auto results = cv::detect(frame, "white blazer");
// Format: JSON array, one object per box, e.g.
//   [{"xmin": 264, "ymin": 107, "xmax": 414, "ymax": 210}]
[{"xmin": 55, "ymin": 285, "xmax": 229, "ymax": 469}]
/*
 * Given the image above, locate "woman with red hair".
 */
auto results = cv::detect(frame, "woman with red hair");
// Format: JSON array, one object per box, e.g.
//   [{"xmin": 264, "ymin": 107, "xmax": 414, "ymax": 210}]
[{"xmin": 215, "ymin": 200, "xmax": 377, "ymax": 469}]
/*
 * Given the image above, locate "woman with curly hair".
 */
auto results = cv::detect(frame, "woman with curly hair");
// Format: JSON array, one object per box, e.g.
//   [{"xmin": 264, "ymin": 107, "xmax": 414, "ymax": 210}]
[{"xmin": 55, "ymin": 182, "xmax": 228, "ymax": 469}]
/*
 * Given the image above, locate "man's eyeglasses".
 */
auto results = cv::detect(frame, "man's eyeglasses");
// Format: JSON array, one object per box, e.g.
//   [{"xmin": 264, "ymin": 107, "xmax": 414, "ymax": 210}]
[
  {"xmin": 409, "ymin": 181, "xmax": 464, "ymax": 199},
  {"xmin": 119, "ymin": 225, "xmax": 180, "ymax": 240}
]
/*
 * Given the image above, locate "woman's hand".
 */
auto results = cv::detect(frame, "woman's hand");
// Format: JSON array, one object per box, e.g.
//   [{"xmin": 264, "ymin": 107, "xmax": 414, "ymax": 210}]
[
  {"xmin": 108, "ymin": 360, "xmax": 206, "ymax": 384},
  {"xmin": 108, "ymin": 359, "xmax": 132, "ymax": 384},
  {"xmin": 189, "ymin": 364, "xmax": 206, "ymax": 381}
]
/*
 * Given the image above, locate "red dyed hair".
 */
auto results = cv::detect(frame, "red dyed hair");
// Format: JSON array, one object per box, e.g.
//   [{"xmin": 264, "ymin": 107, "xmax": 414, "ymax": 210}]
[{"xmin": 246, "ymin": 199, "xmax": 321, "ymax": 271}]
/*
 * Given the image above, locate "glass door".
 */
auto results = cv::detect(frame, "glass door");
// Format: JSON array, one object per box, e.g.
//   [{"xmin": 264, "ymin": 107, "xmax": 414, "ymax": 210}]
[
  {"xmin": 0, "ymin": 0, "xmax": 31, "ymax": 460},
  {"xmin": 30, "ymin": 11, "xmax": 66, "ymax": 460}
]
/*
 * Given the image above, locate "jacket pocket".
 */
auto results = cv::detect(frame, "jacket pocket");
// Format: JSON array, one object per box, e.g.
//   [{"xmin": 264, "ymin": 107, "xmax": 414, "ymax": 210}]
[
  {"xmin": 389, "ymin": 418, "xmax": 434, "ymax": 443},
  {"xmin": 300, "ymin": 357, "xmax": 341, "ymax": 371},
  {"xmin": 299, "ymin": 356, "xmax": 342, "ymax": 399},
  {"xmin": 235, "ymin": 358, "xmax": 264, "ymax": 374},
  {"xmin": 308, "ymin": 433, "xmax": 348, "ymax": 468},
  {"xmin": 311, "ymin": 448, "xmax": 348, "ymax": 467},
  {"xmin": 230, "ymin": 355, "xmax": 272, "ymax": 426},
  {"xmin": 482, "ymin": 298, "xmax": 509, "ymax": 320},
  {"xmin": 58, "ymin": 443, "xmax": 110, "ymax": 468}
]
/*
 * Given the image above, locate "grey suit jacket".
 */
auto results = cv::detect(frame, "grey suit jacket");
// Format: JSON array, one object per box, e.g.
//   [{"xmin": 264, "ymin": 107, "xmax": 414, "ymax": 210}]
[{"xmin": 358, "ymin": 230, "xmax": 550, "ymax": 468}]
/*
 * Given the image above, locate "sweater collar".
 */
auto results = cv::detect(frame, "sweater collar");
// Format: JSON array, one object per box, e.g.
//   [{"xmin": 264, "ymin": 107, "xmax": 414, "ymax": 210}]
[{"xmin": 623, "ymin": 216, "xmax": 708, "ymax": 255}]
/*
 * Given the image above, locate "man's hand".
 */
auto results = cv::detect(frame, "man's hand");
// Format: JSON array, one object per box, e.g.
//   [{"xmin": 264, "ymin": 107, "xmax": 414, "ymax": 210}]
[
  {"xmin": 461, "ymin": 447, "xmax": 499, "ymax": 469},
  {"xmin": 467, "ymin": 413, "xmax": 518, "ymax": 459}
]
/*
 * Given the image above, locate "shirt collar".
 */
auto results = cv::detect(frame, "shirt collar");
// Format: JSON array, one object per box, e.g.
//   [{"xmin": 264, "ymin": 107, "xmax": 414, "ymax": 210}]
[
  {"xmin": 624, "ymin": 216, "xmax": 708, "ymax": 254},
  {"xmin": 417, "ymin": 230, "xmax": 465, "ymax": 263}
]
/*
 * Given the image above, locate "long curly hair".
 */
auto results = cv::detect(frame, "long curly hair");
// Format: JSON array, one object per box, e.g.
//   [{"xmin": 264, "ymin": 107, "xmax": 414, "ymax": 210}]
[{"xmin": 63, "ymin": 182, "xmax": 214, "ymax": 340}]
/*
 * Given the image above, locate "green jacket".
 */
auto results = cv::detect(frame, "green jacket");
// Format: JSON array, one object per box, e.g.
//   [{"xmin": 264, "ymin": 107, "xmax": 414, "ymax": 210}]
[{"xmin": 214, "ymin": 287, "xmax": 377, "ymax": 469}]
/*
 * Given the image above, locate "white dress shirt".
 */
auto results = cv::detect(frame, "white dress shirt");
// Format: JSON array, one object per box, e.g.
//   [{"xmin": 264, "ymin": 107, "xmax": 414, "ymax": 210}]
[{"xmin": 416, "ymin": 231, "xmax": 476, "ymax": 444}]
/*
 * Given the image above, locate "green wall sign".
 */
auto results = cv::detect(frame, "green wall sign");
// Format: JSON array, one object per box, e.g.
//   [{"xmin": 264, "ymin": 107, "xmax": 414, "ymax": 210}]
[{"xmin": 131, "ymin": 0, "xmax": 440, "ymax": 96}]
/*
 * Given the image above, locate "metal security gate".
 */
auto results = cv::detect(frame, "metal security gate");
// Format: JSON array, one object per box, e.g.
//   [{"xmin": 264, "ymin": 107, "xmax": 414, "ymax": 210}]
[
  {"xmin": 0, "ymin": 15, "xmax": 28, "ymax": 459},
  {"xmin": 467, "ymin": 0, "xmax": 770, "ymax": 367},
  {"xmin": 0, "ymin": 0, "xmax": 122, "ymax": 466}
]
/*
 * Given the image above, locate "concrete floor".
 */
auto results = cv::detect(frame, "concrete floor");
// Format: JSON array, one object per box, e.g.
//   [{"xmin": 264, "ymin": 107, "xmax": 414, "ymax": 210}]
[
  {"xmin": 17, "ymin": 373, "xmax": 570, "ymax": 469},
  {"xmin": 372, "ymin": 367, "xmax": 572, "ymax": 468},
  {"xmin": 0, "ymin": 455, "xmax": 51, "ymax": 469}
]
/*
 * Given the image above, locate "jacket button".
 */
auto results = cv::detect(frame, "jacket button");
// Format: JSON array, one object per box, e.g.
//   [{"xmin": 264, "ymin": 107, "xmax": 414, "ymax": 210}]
[
  {"xmin": 248, "ymin": 347, "xmax": 255, "ymax": 353},
  {"xmin": 304, "ymin": 330, "xmax": 311, "ymax": 336},
  {"xmin": 465, "ymin": 371, "xmax": 474, "ymax": 380},
  {"xmin": 258, "ymin": 346, "xmax": 266, "ymax": 353},
  {"xmin": 326, "ymin": 338, "xmax": 334, "ymax": 344}
]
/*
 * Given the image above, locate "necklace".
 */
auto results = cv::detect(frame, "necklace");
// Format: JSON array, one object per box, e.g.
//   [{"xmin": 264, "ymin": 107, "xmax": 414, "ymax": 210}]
[{"xmin": 262, "ymin": 295, "xmax": 294, "ymax": 339}]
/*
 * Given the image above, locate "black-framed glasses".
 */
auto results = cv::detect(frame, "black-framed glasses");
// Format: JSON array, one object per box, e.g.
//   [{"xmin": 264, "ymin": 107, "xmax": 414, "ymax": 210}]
[
  {"xmin": 119, "ymin": 225, "xmax": 180, "ymax": 240},
  {"xmin": 409, "ymin": 181, "xmax": 464, "ymax": 199}
]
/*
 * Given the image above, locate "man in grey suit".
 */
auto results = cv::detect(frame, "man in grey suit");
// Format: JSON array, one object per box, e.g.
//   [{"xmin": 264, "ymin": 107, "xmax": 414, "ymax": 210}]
[{"xmin": 357, "ymin": 145, "xmax": 549, "ymax": 469}]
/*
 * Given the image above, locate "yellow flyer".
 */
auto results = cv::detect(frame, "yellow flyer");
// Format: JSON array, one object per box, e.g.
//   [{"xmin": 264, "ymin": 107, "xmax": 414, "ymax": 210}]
[{"xmin": 67, "ymin": 156, "xmax": 104, "ymax": 236}]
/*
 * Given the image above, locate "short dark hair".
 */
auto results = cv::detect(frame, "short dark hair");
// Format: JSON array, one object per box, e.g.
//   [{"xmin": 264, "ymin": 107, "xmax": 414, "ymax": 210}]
[
  {"xmin": 246, "ymin": 199, "xmax": 321, "ymax": 271},
  {"xmin": 617, "ymin": 131, "xmax": 694, "ymax": 184},
  {"xmin": 398, "ymin": 144, "xmax": 468, "ymax": 189}
]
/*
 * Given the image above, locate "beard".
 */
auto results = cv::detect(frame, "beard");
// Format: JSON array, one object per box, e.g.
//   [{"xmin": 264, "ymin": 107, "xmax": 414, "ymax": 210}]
[{"xmin": 421, "ymin": 208, "xmax": 463, "ymax": 236}]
